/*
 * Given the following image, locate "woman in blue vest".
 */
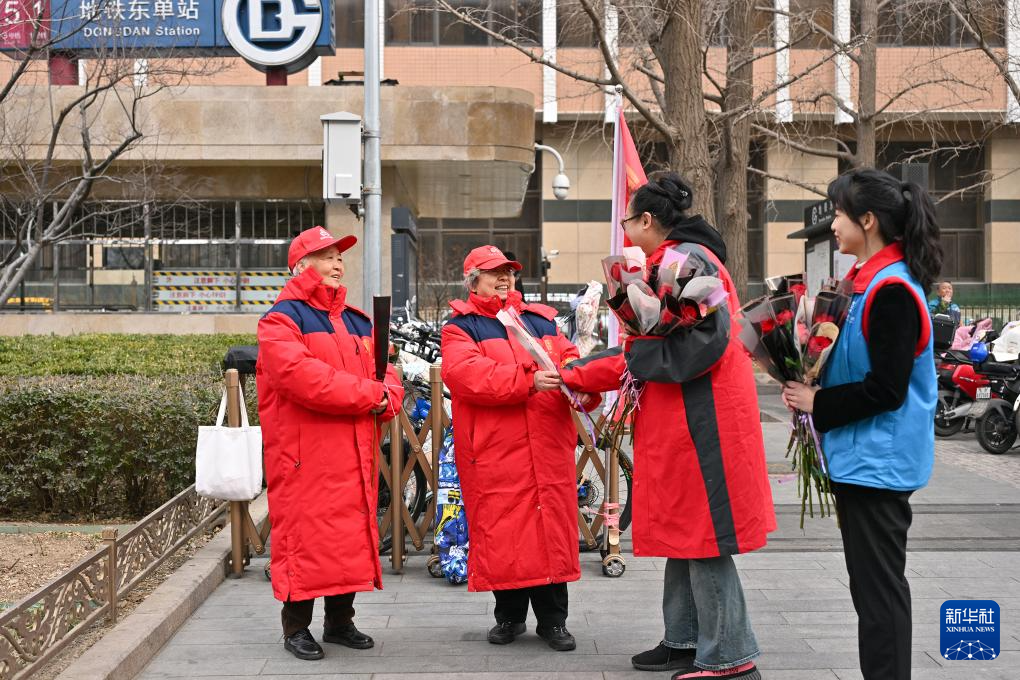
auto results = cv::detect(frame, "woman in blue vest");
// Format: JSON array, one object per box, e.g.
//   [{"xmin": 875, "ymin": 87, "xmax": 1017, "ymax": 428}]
[{"xmin": 782, "ymin": 168, "xmax": 941, "ymax": 680}]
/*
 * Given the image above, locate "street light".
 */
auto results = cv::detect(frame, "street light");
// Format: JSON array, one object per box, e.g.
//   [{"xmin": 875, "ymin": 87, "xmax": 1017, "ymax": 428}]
[{"xmin": 535, "ymin": 144, "xmax": 570, "ymax": 200}]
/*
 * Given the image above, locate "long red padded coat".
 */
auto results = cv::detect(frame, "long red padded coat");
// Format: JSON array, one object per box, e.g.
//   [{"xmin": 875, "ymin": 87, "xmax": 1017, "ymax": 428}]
[
  {"xmin": 441, "ymin": 291, "xmax": 598, "ymax": 592},
  {"xmin": 562, "ymin": 218, "xmax": 776, "ymax": 559},
  {"xmin": 256, "ymin": 267, "xmax": 403, "ymax": 602}
]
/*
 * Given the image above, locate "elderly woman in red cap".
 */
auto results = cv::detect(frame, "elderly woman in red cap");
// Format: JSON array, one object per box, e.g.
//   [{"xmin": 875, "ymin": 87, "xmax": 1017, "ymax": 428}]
[
  {"xmin": 440, "ymin": 245, "xmax": 599, "ymax": 652},
  {"xmin": 257, "ymin": 226, "xmax": 403, "ymax": 661}
]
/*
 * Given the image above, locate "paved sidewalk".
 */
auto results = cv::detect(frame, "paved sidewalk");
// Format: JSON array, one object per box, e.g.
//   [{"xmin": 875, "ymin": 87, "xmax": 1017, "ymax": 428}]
[
  {"xmin": 135, "ymin": 398, "xmax": 1020, "ymax": 680},
  {"xmin": 135, "ymin": 549, "xmax": 1018, "ymax": 680}
]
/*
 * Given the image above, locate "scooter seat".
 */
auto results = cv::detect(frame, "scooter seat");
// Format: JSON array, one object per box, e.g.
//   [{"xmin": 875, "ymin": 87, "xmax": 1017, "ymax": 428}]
[{"xmin": 977, "ymin": 361, "xmax": 1020, "ymax": 378}]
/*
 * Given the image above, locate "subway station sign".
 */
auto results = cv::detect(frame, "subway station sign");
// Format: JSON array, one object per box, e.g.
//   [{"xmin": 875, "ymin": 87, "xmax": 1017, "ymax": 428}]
[{"xmin": 0, "ymin": 1, "xmax": 334, "ymax": 70}]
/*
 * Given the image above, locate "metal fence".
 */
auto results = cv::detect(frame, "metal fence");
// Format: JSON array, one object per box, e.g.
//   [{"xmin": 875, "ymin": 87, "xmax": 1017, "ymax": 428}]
[
  {"xmin": 0, "ymin": 486, "xmax": 227, "ymax": 680},
  {"xmin": 1, "ymin": 200, "xmax": 322, "ymax": 313}
]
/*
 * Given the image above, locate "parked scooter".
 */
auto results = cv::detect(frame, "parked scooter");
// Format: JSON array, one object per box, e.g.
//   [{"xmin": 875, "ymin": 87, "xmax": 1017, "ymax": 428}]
[
  {"xmin": 970, "ymin": 341, "xmax": 1020, "ymax": 454},
  {"xmin": 934, "ymin": 317, "xmax": 996, "ymax": 437},
  {"xmin": 935, "ymin": 349, "xmax": 995, "ymax": 436}
]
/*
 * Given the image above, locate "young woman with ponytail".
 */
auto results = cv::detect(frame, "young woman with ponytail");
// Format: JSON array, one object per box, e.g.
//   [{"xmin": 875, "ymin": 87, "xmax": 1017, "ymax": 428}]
[{"xmin": 783, "ymin": 168, "xmax": 942, "ymax": 680}]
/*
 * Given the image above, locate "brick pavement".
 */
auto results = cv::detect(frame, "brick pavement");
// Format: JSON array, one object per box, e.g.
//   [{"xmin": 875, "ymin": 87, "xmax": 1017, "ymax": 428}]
[{"xmin": 133, "ymin": 395, "xmax": 1020, "ymax": 680}]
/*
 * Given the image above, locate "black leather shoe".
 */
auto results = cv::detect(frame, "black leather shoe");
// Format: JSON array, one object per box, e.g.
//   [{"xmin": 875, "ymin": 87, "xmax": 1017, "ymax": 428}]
[
  {"xmin": 536, "ymin": 625, "xmax": 576, "ymax": 652},
  {"xmin": 487, "ymin": 621, "xmax": 526, "ymax": 644},
  {"xmin": 283, "ymin": 629, "xmax": 324, "ymax": 660},
  {"xmin": 631, "ymin": 643, "xmax": 695, "ymax": 671},
  {"xmin": 322, "ymin": 623, "xmax": 374, "ymax": 649}
]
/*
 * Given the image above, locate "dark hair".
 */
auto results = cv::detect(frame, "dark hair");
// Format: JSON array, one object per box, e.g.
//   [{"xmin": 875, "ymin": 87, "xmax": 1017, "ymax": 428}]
[
  {"xmin": 630, "ymin": 171, "xmax": 694, "ymax": 233},
  {"xmin": 827, "ymin": 167, "xmax": 943, "ymax": 292}
]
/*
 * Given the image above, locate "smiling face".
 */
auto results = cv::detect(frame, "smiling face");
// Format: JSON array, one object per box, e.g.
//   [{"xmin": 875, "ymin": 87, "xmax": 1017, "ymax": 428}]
[
  {"xmin": 623, "ymin": 198, "xmax": 667, "ymax": 256},
  {"xmin": 472, "ymin": 265, "xmax": 516, "ymax": 299},
  {"xmin": 301, "ymin": 245, "xmax": 345, "ymax": 288},
  {"xmin": 831, "ymin": 208, "xmax": 880, "ymax": 261}
]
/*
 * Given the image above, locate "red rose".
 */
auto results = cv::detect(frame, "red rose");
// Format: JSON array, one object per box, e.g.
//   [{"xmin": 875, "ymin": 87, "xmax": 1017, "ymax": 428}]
[
  {"xmin": 680, "ymin": 303, "xmax": 700, "ymax": 325},
  {"xmin": 760, "ymin": 318, "xmax": 776, "ymax": 334},
  {"xmin": 790, "ymin": 284, "xmax": 807, "ymax": 300},
  {"xmin": 776, "ymin": 309, "xmax": 794, "ymax": 326},
  {"xmin": 808, "ymin": 336, "xmax": 833, "ymax": 354}
]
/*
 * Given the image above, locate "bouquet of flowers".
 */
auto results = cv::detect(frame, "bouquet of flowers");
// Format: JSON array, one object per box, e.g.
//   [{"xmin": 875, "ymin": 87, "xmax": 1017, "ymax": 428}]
[
  {"xmin": 496, "ymin": 306, "xmax": 597, "ymax": 441},
  {"xmin": 599, "ymin": 246, "xmax": 731, "ymax": 448},
  {"xmin": 602, "ymin": 247, "xmax": 730, "ymax": 338},
  {"xmin": 737, "ymin": 276, "xmax": 852, "ymax": 527}
]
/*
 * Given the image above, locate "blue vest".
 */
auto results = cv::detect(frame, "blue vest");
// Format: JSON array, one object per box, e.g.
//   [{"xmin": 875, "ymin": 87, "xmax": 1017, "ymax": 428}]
[{"xmin": 820, "ymin": 261, "xmax": 936, "ymax": 491}]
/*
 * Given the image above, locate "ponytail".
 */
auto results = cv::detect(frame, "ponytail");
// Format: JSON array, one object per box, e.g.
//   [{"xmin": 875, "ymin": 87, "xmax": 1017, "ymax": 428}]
[
  {"xmin": 827, "ymin": 168, "xmax": 943, "ymax": 292},
  {"xmin": 899, "ymin": 180, "xmax": 942, "ymax": 293}
]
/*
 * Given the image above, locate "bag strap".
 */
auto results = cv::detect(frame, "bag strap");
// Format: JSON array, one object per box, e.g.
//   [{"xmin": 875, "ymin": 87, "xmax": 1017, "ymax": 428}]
[
  {"xmin": 237, "ymin": 382, "xmax": 250, "ymax": 428},
  {"xmin": 215, "ymin": 383, "xmax": 251, "ymax": 428},
  {"xmin": 215, "ymin": 388, "xmax": 228, "ymax": 426}
]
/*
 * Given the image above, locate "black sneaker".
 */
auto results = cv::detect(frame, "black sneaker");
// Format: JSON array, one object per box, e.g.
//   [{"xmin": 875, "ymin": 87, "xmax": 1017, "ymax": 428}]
[
  {"xmin": 536, "ymin": 625, "xmax": 577, "ymax": 652},
  {"xmin": 631, "ymin": 643, "xmax": 696, "ymax": 671},
  {"xmin": 283, "ymin": 629, "xmax": 324, "ymax": 661},
  {"xmin": 322, "ymin": 622, "xmax": 374, "ymax": 649},
  {"xmin": 487, "ymin": 621, "xmax": 526, "ymax": 644}
]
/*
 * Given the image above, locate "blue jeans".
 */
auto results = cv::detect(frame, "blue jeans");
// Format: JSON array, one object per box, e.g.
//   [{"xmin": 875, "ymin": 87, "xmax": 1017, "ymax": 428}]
[{"xmin": 661, "ymin": 556, "xmax": 760, "ymax": 671}]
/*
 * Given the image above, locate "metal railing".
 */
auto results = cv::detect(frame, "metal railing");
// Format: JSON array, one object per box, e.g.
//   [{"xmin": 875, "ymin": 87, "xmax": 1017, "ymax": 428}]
[{"xmin": 0, "ymin": 487, "xmax": 227, "ymax": 680}]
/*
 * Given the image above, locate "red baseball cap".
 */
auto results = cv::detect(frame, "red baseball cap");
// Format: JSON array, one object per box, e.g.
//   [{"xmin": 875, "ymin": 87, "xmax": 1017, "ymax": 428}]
[
  {"xmin": 288, "ymin": 226, "xmax": 357, "ymax": 271},
  {"xmin": 462, "ymin": 245, "xmax": 523, "ymax": 276}
]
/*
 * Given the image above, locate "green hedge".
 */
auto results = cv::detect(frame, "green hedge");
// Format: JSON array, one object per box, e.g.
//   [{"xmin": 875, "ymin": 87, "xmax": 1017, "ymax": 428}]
[
  {"xmin": 0, "ymin": 334, "xmax": 258, "ymax": 520},
  {"xmin": 0, "ymin": 334, "xmax": 256, "ymax": 377}
]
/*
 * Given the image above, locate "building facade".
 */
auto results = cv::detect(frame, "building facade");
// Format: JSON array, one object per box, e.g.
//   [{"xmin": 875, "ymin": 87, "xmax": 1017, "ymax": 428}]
[{"xmin": 2, "ymin": 0, "xmax": 1019, "ymax": 331}]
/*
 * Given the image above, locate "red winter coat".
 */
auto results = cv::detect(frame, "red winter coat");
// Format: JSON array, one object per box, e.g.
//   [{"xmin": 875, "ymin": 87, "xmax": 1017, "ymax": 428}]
[
  {"xmin": 256, "ymin": 267, "xmax": 403, "ymax": 602},
  {"xmin": 563, "ymin": 222, "xmax": 776, "ymax": 559},
  {"xmin": 441, "ymin": 291, "xmax": 598, "ymax": 592}
]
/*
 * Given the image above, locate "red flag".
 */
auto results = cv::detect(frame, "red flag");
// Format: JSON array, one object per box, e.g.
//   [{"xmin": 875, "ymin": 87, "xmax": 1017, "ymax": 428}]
[
  {"xmin": 608, "ymin": 103, "xmax": 648, "ymax": 351},
  {"xmin": 611, "ymin": 106, "xmax": 647, "ymax": 252}
]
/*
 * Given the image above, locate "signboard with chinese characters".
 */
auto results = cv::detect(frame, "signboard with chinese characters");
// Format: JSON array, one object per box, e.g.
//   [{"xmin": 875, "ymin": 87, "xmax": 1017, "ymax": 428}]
[
  {"xmin": 0, "ymin": 1, "xmax": 334, "ymax": 71},
  {"xmin": 150, "ymin": 269, "xmax": 286, "ymax": 312}
]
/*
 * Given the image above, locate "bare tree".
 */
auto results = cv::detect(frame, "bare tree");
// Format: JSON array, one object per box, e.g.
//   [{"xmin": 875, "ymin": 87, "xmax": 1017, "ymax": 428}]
[
  {"xmin": 433, "ymin": 0, "xmax": 856, "ymax": 296},
  {"xmin": 758, "ymin": 0, "xmax": 999, "ymax": 174},
  {"xmin": 0, "ymin": 6, "xmax": 224, "ymax": 307}
]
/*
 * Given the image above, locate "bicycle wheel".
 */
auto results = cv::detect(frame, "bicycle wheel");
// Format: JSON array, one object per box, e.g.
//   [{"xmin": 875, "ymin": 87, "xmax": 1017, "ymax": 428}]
[
  {"xmin": 378, "ymin": 437, "xmax": 429, "ymax": 554},
  {"xmin": 577, "ymin": 446, "xmax": 633, "ymax": 551}
]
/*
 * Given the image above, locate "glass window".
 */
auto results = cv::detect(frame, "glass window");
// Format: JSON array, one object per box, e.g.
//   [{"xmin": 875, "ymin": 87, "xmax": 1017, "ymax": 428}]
[
  {"xmin": 337, "ymin": 0, "xmax": 366, "ymax": 48},
  {"xmin": 790, "ymin": 0, "xmax": 833, "ymax": 49},
  {"xmin": 490, "ymin": 0, "xmax": 542, "ymax": 45},
  {"xmin": 863, "ymin": 0, "xmax": 1005, "ymax": 47},
  {"xmin": 387, "ymin": 0, "xmax": 436, "ymax": 45},
  {"xmin": 439, "ymin": 0, "xmax": 490, "ymax": 45},
  {"xmin": 878, "ymin": 142, "xmax": 985, "ymax": 280},
  {"xmin": 104, "ymin": 247, "xmax": 145, "ymax": 270},
  {"xmin": 556, "ymin": 0, "xmax": 596, "ymax": 47},
  {"xmin": 747, "ymin": 142, "xmax": 767, "ymax": 283}
]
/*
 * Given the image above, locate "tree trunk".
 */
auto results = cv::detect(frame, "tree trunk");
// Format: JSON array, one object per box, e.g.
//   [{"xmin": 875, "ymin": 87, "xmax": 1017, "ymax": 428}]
[
  {"xmin": 856, "ymin": 0, "xmax": 877, "ymax": 167},
  {"xmin": 0, "ymin": 240, "xmax": 44, "ymax": 308},
  {"xmin": 715, "ymin": 0, "xmax": 755, "ymax": 300},
  {"xmin": 659, "ymin": 0, "xmax": 716, "ymax": 224}
]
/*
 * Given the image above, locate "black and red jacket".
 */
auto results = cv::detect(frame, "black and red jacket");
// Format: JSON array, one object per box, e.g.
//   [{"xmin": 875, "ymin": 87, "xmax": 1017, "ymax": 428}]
[{"xmin": 563, "ymin": 217, "xmax": 777, "ymax": 558}]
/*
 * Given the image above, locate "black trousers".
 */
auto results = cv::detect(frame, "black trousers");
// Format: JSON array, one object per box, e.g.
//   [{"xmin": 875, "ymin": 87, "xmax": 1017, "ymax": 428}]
[
  {"xmin": 833, "ymin": 480, "xmax": 914, "ymax": 680},
  {"xmin": 281, "ymin": 592, "xmax": 356, "ymax": 637},
  {"xmin": 493, "ymin": 582, "xmax": 569, "ymax": 630}
]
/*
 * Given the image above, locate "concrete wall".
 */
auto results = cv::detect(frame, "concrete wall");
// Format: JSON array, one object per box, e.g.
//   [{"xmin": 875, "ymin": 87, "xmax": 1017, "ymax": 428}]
[
  {"xmin": 985, "ymin": 136, "xmax": 1020, "ymax": 284},
  {"xmin": 539, "ymin": 128, "xmax": 612, "ymax": 286},
  {"xmin": 0, "ymin": 313, "xmax": 259, "ymax": 336},
  {"xmin": 764, "ymin": 139, "xmax": 837, "ymax": 278}
]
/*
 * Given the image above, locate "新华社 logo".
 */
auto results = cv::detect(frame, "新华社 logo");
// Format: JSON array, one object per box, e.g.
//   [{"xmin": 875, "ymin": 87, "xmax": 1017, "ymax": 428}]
[
  {"xmin": 940, "ymin": 600, "xmax": 999, "ymax": 661},
  {"xmin": 221, "ymin": 0, "xmax": 322, "ymax": 68}
]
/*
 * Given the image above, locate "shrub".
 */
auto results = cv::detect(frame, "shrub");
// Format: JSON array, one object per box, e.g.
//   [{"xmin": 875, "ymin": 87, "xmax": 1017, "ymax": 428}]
[
  {"xmin": 0, "ymin": 334, "xmax": 259, "ymax": 519},
  {"xmin": 0, "ymin": 334, "xmax": 256, "ymax": 377}
]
